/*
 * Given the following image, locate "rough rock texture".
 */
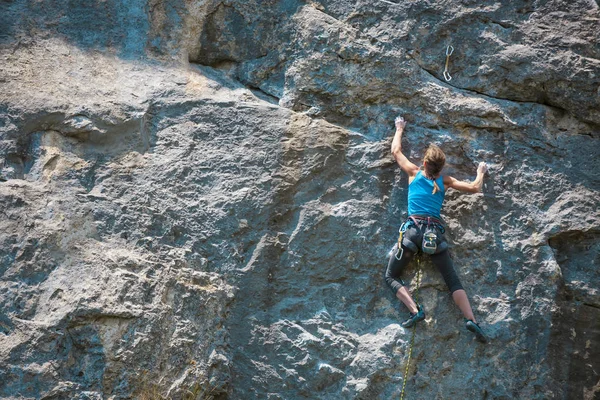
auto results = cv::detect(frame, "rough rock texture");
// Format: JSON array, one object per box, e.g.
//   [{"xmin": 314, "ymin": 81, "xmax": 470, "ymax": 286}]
[{"xmin": 1, "ymin": 0, "xmax": 599, "ymax": 399}]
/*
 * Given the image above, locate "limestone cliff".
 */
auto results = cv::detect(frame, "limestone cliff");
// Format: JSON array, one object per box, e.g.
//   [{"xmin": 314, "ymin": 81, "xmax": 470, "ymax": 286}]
[{"xmin": 0, "ymin": 0, "xmax": 599, "ymax": 399}]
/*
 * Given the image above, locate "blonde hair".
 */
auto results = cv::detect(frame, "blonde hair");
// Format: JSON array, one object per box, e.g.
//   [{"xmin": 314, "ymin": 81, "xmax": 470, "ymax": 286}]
[{"xmin": 423, "ymin": 144, "xmax": 446, "ymax": 179}]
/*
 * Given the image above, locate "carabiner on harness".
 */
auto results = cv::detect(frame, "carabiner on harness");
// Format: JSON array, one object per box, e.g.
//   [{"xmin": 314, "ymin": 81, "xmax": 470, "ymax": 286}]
[{"xmin": 395, "ymin": 221, "xmax": 409, "ymax": 260}]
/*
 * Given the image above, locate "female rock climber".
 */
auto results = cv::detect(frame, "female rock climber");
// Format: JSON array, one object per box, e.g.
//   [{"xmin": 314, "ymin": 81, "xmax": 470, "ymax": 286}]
[{"xmin": 384, "ymin": 116, "xmax": 488, "ymax": 343}]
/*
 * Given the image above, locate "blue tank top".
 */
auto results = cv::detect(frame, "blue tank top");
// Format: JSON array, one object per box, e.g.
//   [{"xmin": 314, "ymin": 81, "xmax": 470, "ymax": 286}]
[{"xmin": 407, "ymin": 171, "xmax": 445, "ymax": 219}]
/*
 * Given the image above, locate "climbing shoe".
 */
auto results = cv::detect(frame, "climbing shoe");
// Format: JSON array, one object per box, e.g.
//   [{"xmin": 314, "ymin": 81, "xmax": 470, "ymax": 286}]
[
  {"xmin": 401, "ymin": 305, "xmax": 425, "ymax": 328},
  {"xmin": 466, "ymin": 320, "xmax": 488, "ymax": 343}
]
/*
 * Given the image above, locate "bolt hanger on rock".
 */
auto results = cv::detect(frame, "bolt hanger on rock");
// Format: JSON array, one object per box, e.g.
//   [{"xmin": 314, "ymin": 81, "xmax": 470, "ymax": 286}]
[{"xmin": 443, "ymin": 45, "xmax": 454, "ymax": 81}]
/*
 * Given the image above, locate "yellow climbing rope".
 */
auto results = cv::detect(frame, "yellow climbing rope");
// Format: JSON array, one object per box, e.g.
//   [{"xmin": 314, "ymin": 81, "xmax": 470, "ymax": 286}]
[{"xmin": 400, "ymin": 256, "xmax": 422, "ymax": 400}]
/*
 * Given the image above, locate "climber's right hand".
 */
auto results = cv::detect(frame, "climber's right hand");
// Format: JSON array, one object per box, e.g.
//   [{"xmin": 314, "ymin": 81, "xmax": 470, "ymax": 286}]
[
  {"xmin": 477, "ymin": 162, "xmax": 488, "ymax": 175},
  {"xmin": 395, "ymin": 116, "xmax": 407, "ymax": 130}
]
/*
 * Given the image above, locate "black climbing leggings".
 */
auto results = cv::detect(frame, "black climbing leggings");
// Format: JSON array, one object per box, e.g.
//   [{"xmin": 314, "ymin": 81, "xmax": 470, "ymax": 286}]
[{"xmin": 384, "ymin": 243, "xmax": 464, "ymax": 294}]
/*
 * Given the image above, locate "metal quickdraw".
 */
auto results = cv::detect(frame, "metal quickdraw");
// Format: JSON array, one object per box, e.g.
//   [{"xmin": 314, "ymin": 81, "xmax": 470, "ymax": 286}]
[
  {"xmin": 395, "ymin": 221, "xmax": 410, "ymax": 260},
  {"xmin": 443, "ymin": 45, "xmax": 454, "ymax": 82}
]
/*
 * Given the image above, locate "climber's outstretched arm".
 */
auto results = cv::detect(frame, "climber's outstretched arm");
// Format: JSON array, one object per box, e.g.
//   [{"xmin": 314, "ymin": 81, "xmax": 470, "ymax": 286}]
[
  {"xmin": 444, "ymin": 162, "xmax": 488, "ymax": 193},
  {"xmin": 391, "ymin": 116, "xmax": 419, "ymax": 178}
]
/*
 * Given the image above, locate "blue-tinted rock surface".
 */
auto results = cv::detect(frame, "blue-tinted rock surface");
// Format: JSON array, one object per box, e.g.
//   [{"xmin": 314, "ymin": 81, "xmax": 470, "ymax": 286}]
[{"xmin": 0, "ymin": 0, "xmax": 599, "ymax": 399}]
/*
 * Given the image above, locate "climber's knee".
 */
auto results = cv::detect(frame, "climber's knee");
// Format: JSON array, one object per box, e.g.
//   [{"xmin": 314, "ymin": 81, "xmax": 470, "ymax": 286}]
[{"xmin": 430, "ymin": 249, "xmax": 463, "ymax": 293}]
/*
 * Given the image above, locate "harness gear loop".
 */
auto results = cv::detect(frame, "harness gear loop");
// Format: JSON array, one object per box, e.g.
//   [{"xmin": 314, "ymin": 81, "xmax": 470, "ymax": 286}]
[
  {"xmin": 443, "ymin": 45, "xmax": 454, "ymax": 82},
  {"xmin": 400, "ymin": 256, "xmax": 422, "ymax": 400}
]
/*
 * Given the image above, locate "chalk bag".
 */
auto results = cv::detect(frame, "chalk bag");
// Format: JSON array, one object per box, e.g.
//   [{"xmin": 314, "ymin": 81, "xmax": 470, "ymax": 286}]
[{"xmin": 422, "ymin": 229, "xmax": 437, "ymax": 254}]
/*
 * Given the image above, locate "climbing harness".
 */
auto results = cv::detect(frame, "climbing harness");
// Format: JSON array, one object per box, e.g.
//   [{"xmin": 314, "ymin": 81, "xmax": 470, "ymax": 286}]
[
  {"xmin": 443, "ymin": 45, "xmax": 454, "ymax": 82},
  {"xmin": 400, "ymin": 256, "xmax": 422, "ymax": 400},
  {"xmin": 397, "ymin": 216, "xmax": 446, "ymax": 258},
  {"xmin": 409, "ymin": 216, "xmax": 445, "ymax": 233},
  {"xmin": 410, "ymin": 216, "xmax": 442, "ymax": 255}
]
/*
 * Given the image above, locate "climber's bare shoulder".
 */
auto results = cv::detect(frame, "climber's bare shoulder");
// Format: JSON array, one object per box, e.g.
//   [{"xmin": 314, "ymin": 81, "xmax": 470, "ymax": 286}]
[{"xmin": 395, "ymin": 154, "xmax": 419, "ymax": 180}]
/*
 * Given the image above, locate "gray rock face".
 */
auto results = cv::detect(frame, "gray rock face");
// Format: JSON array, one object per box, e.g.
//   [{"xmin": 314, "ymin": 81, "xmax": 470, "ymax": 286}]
[{"xmin": 1, "ymin": 0, "xmax": 599, "ymax": 399}]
